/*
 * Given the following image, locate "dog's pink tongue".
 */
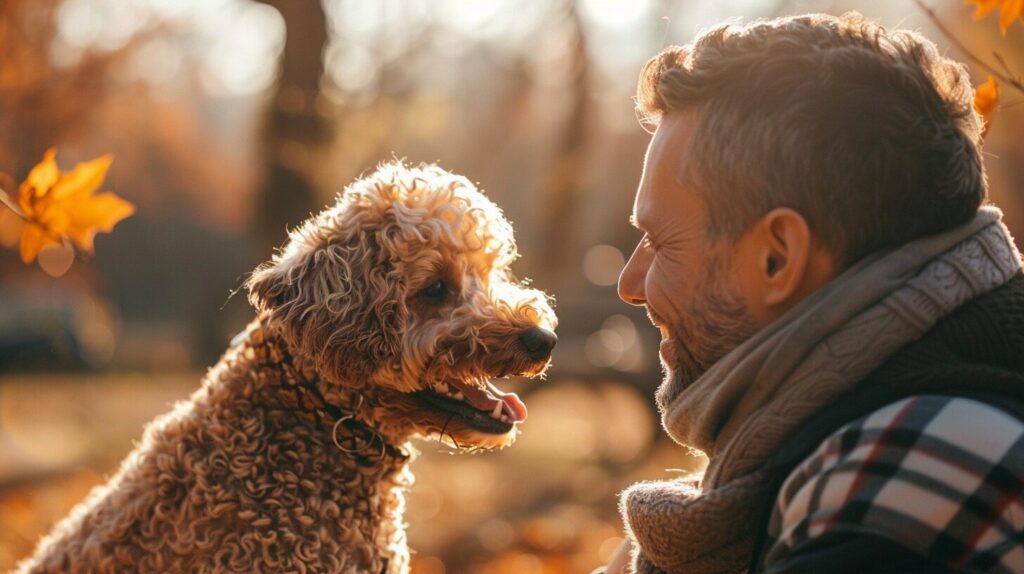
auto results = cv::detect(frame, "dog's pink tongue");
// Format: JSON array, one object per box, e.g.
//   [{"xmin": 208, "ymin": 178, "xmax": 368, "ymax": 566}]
[
  {"xmin": 456, "ymin": 384, "xmax": 495, "ymax": 411},
  {"xmin": 484, "ymin": 382, "xmax": 528, "ymax": 422},
  {"xmin": 451, "ymin": 381, "xmax": 528, "ymax": 422},
  {"xmin": 500, "ymin": 392, "xmax": 528, "ymax": 422}
]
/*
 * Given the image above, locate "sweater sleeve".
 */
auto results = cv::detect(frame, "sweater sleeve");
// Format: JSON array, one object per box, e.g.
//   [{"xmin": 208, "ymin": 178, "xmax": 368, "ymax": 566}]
[{"xmin": 762, "ymin": 395, "xmax": 1024, "ymax": 573}]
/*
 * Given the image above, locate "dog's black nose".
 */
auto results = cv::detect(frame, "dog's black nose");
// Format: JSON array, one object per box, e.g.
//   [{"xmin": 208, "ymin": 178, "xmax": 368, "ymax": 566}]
[{"xmin": 519, "ymin": 327, "xmax": 557, "ymax": 361}]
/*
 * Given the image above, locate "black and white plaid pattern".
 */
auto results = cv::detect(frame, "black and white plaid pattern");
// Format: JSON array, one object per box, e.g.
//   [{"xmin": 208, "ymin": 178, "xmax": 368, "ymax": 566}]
[{"xmin": 765, "ymin": 395, "xmax": 1024, "ymax": 573}]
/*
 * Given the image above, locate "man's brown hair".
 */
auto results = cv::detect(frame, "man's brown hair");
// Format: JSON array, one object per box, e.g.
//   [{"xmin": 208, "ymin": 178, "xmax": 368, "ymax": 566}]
[{"xmin": 637, "ymin": 12, "xmax": 986, "ymax": 265}]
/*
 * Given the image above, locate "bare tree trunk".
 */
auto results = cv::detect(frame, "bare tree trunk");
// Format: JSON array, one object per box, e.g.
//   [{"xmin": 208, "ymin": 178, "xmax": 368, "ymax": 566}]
[
  {"xmin": 540, "ymin": 2, "xmax": 590, "ymax": 275},
  {"xmin": 253, "ymin": 0, "xmax": 331, "ymax": 253},
  {"xmin": 189, "ymin": 0, "xmax": 331, "ymax": 363}
]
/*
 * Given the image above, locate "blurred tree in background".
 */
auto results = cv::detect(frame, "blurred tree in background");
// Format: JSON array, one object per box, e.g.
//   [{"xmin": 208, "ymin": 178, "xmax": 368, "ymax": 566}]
[
  {"xmin": 0, "ymin": 0, "xmax": 137, "ymax": 178},
  {"xmin": 252, "ymin": 0, "xmax": 327, "ymax": 254},
  {"xmin": 0, "ymin": 1, "xmax": 1021, "ymax": 572}
]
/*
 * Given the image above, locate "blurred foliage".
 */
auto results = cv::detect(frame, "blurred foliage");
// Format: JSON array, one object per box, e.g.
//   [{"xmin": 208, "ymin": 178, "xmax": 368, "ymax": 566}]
[
  {"xmin": 974, "ymin": 74, "xmax": 1001, "ymax": 129},
  {"xmin": 966, "ymin": 0, "xmax": 1023, "ymax": 34},
  {"xmin": 0, "ymin": 149, "xmax": 132, "ymax": 274},
  {"xmin": 919, "ymin": 0, "xmax": 1024, "ymax": 121},
  {"xmin": 0, "ymin": 0, "xmax": 1022, "ymax": 572}
]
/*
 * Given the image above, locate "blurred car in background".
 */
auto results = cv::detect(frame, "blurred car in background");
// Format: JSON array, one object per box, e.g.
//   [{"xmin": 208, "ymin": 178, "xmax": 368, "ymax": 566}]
[{"xmin": 0, "ymin": 282, "xmax": 116, "ymax": 372}]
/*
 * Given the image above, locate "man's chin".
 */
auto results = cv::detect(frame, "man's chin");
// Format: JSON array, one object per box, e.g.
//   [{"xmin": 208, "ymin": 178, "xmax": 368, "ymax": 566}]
[
  {"xmin": 654, "ymin": 361, "xmax": 685, "ymax": 414},
  {"xmin": 654, "ymin": 343, "xmax": 706, "ymax": 413}
]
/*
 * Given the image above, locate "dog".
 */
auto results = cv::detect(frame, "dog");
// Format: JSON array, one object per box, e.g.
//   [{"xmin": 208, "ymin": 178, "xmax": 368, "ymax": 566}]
[{"xmin": 16, "ymin": 162, "xmax": 557, "ymax": 573}]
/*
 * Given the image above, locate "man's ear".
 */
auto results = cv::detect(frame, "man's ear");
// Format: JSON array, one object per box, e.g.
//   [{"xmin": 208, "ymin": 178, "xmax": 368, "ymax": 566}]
[
  {"xmin": 758, "ymin": 208, "xmax": 812, "ymax": 307},
  {"xmin": 737, "ymin": 208, "xmax": 836, "ymax": 322}
]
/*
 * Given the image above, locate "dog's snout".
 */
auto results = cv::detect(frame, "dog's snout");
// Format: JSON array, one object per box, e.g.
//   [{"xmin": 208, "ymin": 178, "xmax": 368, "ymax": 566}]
[{"xmin": 518, "ymin": 327, "xmax": 557, "ymax": 361}]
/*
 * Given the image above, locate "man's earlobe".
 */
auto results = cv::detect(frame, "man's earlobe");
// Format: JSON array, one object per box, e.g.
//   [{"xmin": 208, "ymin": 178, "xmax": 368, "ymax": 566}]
[{"xmin": 758, "ymin": 208, "xmax": 813, "ymax": 308}]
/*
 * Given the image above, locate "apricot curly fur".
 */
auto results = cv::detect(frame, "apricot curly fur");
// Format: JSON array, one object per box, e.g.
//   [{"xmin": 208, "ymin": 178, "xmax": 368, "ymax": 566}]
[{"xmin": 16, "ymin": 162, "xmax": 556, "ymax": 574}]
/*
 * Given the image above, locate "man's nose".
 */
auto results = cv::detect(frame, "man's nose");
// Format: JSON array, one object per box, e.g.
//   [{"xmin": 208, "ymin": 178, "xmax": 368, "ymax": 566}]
[{"xmin": 617, "ymin": 246, "xmax": 647, "ymax": 306}]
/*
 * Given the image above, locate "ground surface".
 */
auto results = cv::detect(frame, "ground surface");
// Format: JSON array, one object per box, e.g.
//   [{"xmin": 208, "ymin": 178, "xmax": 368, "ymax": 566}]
[{"xmin": 0, "ymin": 373, "xmax": 702, "ymax": 573}]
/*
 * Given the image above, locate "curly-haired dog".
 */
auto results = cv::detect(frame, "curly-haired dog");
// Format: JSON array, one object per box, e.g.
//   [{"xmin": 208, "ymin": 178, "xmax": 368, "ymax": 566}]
[{"xmin": 17, "ymin": 163, "xmax": 557, "ymax": 574}]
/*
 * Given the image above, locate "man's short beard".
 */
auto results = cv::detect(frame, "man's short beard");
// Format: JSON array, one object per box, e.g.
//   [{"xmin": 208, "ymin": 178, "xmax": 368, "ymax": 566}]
[{"xmin": 655, "ymin": 250, "xmax": 759, "ymax": 413}]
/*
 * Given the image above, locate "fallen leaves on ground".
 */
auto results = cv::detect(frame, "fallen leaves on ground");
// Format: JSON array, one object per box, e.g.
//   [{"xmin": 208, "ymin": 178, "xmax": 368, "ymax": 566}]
[{"xmin": 0, "ymin": 149, "xmax": 134, "ymax": 268}]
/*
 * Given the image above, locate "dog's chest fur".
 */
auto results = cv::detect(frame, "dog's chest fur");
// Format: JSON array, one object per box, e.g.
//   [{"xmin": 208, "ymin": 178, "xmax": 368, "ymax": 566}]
[{"xmin": 18, "ymin": 325, "xmax": 414, "ymax": 574}]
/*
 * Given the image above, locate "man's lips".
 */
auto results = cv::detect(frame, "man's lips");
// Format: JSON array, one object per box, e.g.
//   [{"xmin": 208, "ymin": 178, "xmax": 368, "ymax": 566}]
[
  {"xmin": 648, "ymin": 306, "xmax": 675, "ymax": 365},
  {"xmin": 647, "ymin": 307, "xmax": 670, "ymax": 337}
]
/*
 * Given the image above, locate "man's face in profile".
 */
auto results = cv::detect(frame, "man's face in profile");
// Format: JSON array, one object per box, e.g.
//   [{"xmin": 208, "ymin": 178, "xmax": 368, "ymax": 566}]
[{"xmin": 618, "ymin": 112, "xmax": 759, "ymax": 409}]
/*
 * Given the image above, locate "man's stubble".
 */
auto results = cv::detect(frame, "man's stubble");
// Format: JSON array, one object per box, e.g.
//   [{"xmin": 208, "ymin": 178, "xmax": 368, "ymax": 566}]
[{"xmin": 654, "ymin": 247, "xmax": 760, "ymax": 413}]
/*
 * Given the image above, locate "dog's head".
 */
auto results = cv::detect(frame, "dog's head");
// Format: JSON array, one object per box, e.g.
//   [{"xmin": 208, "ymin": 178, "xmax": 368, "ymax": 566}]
[{"xmin": 246, "ymin": 162, "xmax": 556, "ymax": 450}]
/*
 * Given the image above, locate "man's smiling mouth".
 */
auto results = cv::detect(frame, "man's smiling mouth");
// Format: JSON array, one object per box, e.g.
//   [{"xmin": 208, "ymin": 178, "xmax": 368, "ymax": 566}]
[{"xmin": 647, "ymin": 307, "xmax": 671, "ymax": 338}]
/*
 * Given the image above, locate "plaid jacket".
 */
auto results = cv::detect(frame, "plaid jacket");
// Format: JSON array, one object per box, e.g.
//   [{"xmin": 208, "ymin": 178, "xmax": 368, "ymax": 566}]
[{"xmin": 764, "ymin": 394, "xmax": 1024, "ymax": 573}]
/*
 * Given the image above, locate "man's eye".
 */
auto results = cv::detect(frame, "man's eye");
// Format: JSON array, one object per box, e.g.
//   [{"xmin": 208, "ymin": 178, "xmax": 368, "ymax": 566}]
[{"xmin": 420, "ymin": 280, "xmax": 447, "ymax": 300}]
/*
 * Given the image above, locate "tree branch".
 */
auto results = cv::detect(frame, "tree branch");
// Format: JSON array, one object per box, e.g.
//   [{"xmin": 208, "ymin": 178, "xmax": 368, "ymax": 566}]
[
  {"xmin": 914, "ymin": 0, "xmax": 1024, "ymax": 95},
  {"xmin": 0, "ymin": 188, "xmax": 25, "ymax": 218}
]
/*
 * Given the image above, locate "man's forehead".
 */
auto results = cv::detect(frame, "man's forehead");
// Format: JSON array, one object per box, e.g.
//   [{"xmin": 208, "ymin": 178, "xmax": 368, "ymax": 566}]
[
  {"xmin": 654, "ymin": 113, "xmax": 697, "ymax": 176},
  {"xmin": 634, "ymin": 112, "xmax": 697, "ymax": 227}
]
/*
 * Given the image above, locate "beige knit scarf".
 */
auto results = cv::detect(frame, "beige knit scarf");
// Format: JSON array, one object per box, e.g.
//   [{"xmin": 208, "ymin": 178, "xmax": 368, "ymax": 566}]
[{"xmin": 620, "ymin": 207, "xmax": 1022, "ymax": 574}]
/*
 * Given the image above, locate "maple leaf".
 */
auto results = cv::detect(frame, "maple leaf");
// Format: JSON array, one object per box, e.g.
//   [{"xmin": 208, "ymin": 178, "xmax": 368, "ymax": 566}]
[
  {"xmin": 12, "ymin": 149, "xmax": 134, "ymax": 263},
  {"xmin": 966, "ymin": 0, "xmax": 1024, "ymax": 34},
  {"xmin": 974, "ymin": 75, "xmax": 1000, "ymax": 133}
]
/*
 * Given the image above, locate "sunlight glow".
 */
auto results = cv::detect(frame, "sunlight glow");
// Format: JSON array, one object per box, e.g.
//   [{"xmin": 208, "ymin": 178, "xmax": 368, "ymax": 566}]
[
  {"xmin": 325, "ymin": 43, "xmax": 379, "ymax": 95},
  {"xmin": 199, "ymin": 2, "xmax": 285, "ymax": 97},
  {"xmin": 580, "ymin": 0, "xmax": 653, "ymax": 30},
  {"xmin": 582, "ymin": 244, "xmax": 624, "ymax": 286},
  {"xmin": 442, "ymin": 0, "xmax": 503, "ymax": 35}
]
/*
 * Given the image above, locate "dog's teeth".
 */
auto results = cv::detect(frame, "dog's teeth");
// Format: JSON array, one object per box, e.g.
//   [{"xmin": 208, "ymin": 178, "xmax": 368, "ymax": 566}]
[
  {"xmin": 491, "ymin": 403, "xmax": 503, "ymax": 419},
  {"xmin": 501, "ymin": 414, "xmax": 510, "ymax": 423},
  {"xmin": 436, "ymin": 382, "xmax": 448, "ymax": 394},
  {"xmin": 453, "ymin": 391, "xmax": 464, "ymax": 401}
]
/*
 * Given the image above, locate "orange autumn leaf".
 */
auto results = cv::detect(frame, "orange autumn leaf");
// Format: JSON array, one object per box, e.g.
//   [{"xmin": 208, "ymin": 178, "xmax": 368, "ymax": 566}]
[
  {"xmin": 15, "ymin": 149, "xmax": 134, "ymax": 263},
  {"xmin": 974, "ymin": 75, "xmax": 1000, "ymax": 131},
  {"xmin": 966, "ymin": 0, "xmax": 1024, "ymax": 34}
]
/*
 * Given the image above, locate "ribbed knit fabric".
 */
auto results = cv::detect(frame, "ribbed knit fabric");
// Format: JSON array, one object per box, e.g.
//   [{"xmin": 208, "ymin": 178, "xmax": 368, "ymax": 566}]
[
  {"xmin": 621, "ymin": 208, "xmax": 1023, "ymax": 574},
  {"xmin": 748, "ymin": 271, "xmax": 1024, "ymax": 572}
]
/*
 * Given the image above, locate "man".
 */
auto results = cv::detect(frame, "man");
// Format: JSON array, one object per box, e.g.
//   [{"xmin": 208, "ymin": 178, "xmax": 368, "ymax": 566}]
[{"xmin": 602, "ymin": 12, "xmax": 1024, "ymax": 574}]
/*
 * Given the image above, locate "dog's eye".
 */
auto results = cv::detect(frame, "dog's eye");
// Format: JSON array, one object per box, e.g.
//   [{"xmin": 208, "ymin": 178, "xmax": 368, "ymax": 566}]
[{"xmin": 420, "ymin": 280, "xmax": 447, "ymax": 301}]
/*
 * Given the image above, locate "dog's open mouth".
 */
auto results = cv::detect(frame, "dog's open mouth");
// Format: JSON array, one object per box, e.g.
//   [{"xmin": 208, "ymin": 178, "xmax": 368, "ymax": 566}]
[{"xmin": 412, "ymin": 379, "xmax": 527, "ymax": 435}]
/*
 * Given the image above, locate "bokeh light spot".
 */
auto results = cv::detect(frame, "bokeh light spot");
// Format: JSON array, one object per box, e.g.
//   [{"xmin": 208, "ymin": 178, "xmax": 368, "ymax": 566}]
[
  {"xmin": 580, "ymin": 0, "xmax": 653, "ymax": 30},
  {"xmin": 477, "ymin": 518, "xmax": 517, "ymax": 553},
  {"xmin": 583, "ymin": 244, "xmax": 625, "ymax": 286},
  {"xmin": 411, "ymin": 555, "xmax": 446, "ymax": 574},
  {"xmin": 598, "ymin": 536, "xmax": 625, "ymax": 563}
]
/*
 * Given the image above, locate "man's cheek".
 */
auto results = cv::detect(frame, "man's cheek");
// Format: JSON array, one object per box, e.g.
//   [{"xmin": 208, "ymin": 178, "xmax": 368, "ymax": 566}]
[{"xmin": 646, "ymin": 278, "xmax": 685, "ymax": 326}]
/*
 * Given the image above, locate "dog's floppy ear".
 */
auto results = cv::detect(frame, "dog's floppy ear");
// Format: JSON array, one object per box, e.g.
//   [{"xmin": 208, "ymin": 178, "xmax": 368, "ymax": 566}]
[
  {"xmin": 245, "ymin": 238, "xmax": 320, "ymax": 315},
  {"xmin": 245, "ymin": 231, "xmax": 404, "ymax": 382},
  {"xmin": 246, "ymin": 259, "xmax": 290, "ymax": 313},
  {"xmin": 246, "ymin": 207, "xmax": 343, "ymax": 316}
]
